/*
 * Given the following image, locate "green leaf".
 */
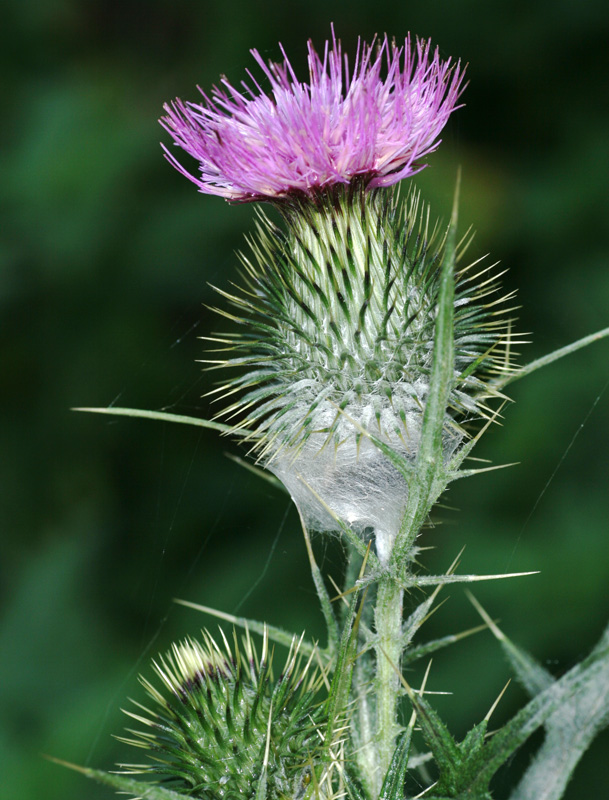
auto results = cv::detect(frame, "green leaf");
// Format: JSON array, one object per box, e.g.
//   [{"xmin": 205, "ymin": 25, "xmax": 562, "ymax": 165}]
[
  {"xmin": 397, "ymin": 681, "xmax": 493, "ymax": 799},
  {"xmin": 408, "ymin": 625, "xmax": 609, "ymax": 798},
  {"xmin": 46, "ymin": 759, "xmax": 188, "ymax": 800},
  {"xmin": 415, "ymin": 180, "xmax": 458, "ymax": 475},
  {"xmin": 173, "ymin": 599, "xmax": 323, "ymax": 658},
  {"xmin": 508, "ymin": 624, "xmax": 609, "ymax": 800},
  {"xmin": 492, "ymin": 325, "xmax": 609, "ymax": 391},
  {"xmin": 343, "ymin": 770, "xmax": 369, "ymax": 800},
  {"xmin": 405, "ymin": 689, "xmax": 462, "ymax": 790},
  {"xmin": 299, "ymin": 515, "xmax": 340, "ymax": 654},
  {"xmin": 467, "ymin": 592, "xmax": 553, "ymax": 697},
  {"xmin": 402, "ymin": 570, "xmax": 537, "ymax": 589},
  {"xmin": 402, "ymin": 623, "xmax": 488, "ymax": 667},
  {"xmin": 225, "ymin": 453, "xmax": 286, "ymax": 489},
  {"xmin": 400, "ymin": 588, "xmax": 442, "ymax": 650},
  {"xmin": 323, "ymin": 577, "xmax": 367, "ymax": 757},
  {"xmin": 472, "ymin": 623, "xmax": 609, "ymax": 794},
  {"xmin": 72, "ymin": 406, "xmax": 252, "ymax": 435},
  {"xmin": 400, "ymin": 550, "xmax": 463, "ymax": 654},
  {"xmin": 379, "ymin": 729, "xmax": 413, "ymax": 800}
]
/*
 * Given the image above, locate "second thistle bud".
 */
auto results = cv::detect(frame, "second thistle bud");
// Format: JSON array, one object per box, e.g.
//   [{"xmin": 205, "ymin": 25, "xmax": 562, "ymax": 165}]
[
  {"xmin": 210, "ymin": 184, "xmax": 514, "ymax": 562},
  {"xmin": 120, "ymin": 629, "xmax": 326, "ymax": 799}
]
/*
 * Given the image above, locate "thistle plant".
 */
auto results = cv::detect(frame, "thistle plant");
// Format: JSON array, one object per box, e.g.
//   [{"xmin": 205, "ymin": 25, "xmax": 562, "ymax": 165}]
[{"xmin": 69, "ymin": 30, "xmax": 609, "ymax": 800}]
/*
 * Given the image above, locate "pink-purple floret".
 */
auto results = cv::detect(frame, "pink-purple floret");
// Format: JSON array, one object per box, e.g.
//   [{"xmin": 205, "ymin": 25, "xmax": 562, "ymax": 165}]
[{"xmin": 160, "ymin": 34, "xmax": 465, "ymax": 202}]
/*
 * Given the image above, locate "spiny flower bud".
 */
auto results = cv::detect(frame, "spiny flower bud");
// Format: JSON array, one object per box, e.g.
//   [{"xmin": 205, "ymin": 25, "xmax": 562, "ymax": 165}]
[
  {"xmin": 119, "ymin": 629, "xmax": 327, "ymax": 799},
  {"xmin": 208, "ymin": 185, "xmax": 515, "ymax": 562}
]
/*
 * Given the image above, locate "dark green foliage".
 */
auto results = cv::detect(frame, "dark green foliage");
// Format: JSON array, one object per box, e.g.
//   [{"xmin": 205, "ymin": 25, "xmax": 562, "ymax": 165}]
[
  {"xmin": 401, "ymin": 621, "xmax": 609, "ymax": 799},
  {"xmin": 498, "ymin": 624, "xmax": 609, "ymax": 800},
  {"xmin": 407, "ymin": 689, "xmax": 491, "ymax": 798}
]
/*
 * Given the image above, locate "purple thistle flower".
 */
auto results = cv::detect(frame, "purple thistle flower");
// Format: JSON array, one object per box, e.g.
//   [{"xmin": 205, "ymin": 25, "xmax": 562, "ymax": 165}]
[{"xmin": 160, "ymin": 32, "xmax": 466, "ymax": 202}]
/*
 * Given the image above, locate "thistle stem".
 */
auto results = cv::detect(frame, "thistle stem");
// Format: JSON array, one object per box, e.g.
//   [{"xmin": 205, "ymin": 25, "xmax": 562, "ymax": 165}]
[{"xmin": 374, "ymin": 574, "xmax": 404, "ymax": 790}]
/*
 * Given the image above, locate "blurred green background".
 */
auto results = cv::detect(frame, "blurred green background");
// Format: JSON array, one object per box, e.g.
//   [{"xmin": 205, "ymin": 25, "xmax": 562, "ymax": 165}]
[{"xmin": 2, "ymin": 1, "xmax": 608, "ymax": 797}]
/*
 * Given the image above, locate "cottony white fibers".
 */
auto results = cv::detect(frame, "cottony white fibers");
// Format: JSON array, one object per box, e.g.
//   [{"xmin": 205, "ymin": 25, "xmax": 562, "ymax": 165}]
[
  {"xmin": 270, "ymin": 417, "xmax": 461, "ymax": 564},
  {"xmin": 210, "ymin": 184, "xmax": 512, "ymax": 561}
]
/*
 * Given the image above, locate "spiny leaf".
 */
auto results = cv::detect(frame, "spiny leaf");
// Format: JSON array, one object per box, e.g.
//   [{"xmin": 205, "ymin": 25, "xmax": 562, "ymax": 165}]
[
  {"xmin": 399, "ymin": 678, "xmax": 495, "ymax": 799},
  {"xmin": 379, "ymin": 729, "xmax": 413, "ymax": 800},
  {"xmin": 46, "ymin": 759, "xmax": 187, "ymax": 800},
  {"xmin": 508, "ymin": 624, "xmax": 609, "ymax": 800},
  {"xmin": 450, "ymin": 461, "xmax": 519, "ymax": 481},
  {"xmin": 225, "ymin": 453, "xmax": 286, "ymax": 489},
  {"xmin": 400, "ymin": 548, "xmax": 463, "ymax": 650},
  {"xmin": 173, "ymin": 599, "xmax": 322, "ymax": 658},
  {"xmin": 467, "ymin": 592, "xmax": 553, "ymax": 696},
  {"xmin": 460, "ymin": 623, "xmax": 609, "ymax": 795},
  {"xmin": 402, "ymin": 623, "xmax": 488, "ymax": 667},
  {"xmin": 72, "ymin": 406, "xmax": 252, "ymax": 435},
  {"xmin": 401, "ymin": 571, "xmax": 537, "ymax": 589},
  {"xmin": 298, "ymin": 510, "xmax": 340, "ymax": 653},
  {"xmin": 323, "ymin": 558, "xmax": 369, "ymax": 757},
  {"xmin": 492, "ymin": 325, "xmax": 609, "ymax": 390},
  {"xmin": 342, "ymin": 770, "xmax": 368, "ymax": 800},
  {"xmin": 400, "ymin": 679, "xmax": 461, "ymax": 784},
  {"xmin": 416, "ymin": 174, "xmax": 458, "ymax": 469}
]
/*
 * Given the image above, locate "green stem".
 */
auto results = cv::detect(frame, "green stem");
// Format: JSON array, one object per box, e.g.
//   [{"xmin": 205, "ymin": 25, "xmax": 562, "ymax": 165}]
[
  {"xmin": 374, "ymin": 575, "xmax": 404, "ymax": 790},
  {"xmin": 371, "ymin": 177, "xmax": 460, "ymax": 789}
]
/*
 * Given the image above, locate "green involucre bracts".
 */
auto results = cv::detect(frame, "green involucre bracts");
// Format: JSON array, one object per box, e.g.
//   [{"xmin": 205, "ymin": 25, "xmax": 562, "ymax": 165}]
[
  {"xmin": 208, "ymin": 184, "xmax": 516, "ymax": 561},
  {"xmin": 120, "ymin": 629, "xmax": 327, "ymax": 800}
]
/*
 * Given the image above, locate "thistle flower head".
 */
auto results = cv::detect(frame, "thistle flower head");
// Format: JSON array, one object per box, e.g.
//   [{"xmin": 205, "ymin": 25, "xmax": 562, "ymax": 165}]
[
  {"xmin": 161, "ymin": 32, "xmax": 465, "ymax": 201},
  {"xmin": 119, "ymin": 628, "xmax": 327, "ymax": 799},
  {"xmin": 208, "ymin": 185, "xmax": 516, "ymax": 560}
]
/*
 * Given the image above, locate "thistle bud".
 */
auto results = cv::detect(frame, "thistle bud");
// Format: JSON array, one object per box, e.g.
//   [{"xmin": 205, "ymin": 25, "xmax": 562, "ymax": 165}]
[
  {"xmin": 209, "ymin": 185, "xmax": 513, "ymax": 562},
  {"xmin": 119, "ymin": 629, "xmax": 326, "ymax": 799}
]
